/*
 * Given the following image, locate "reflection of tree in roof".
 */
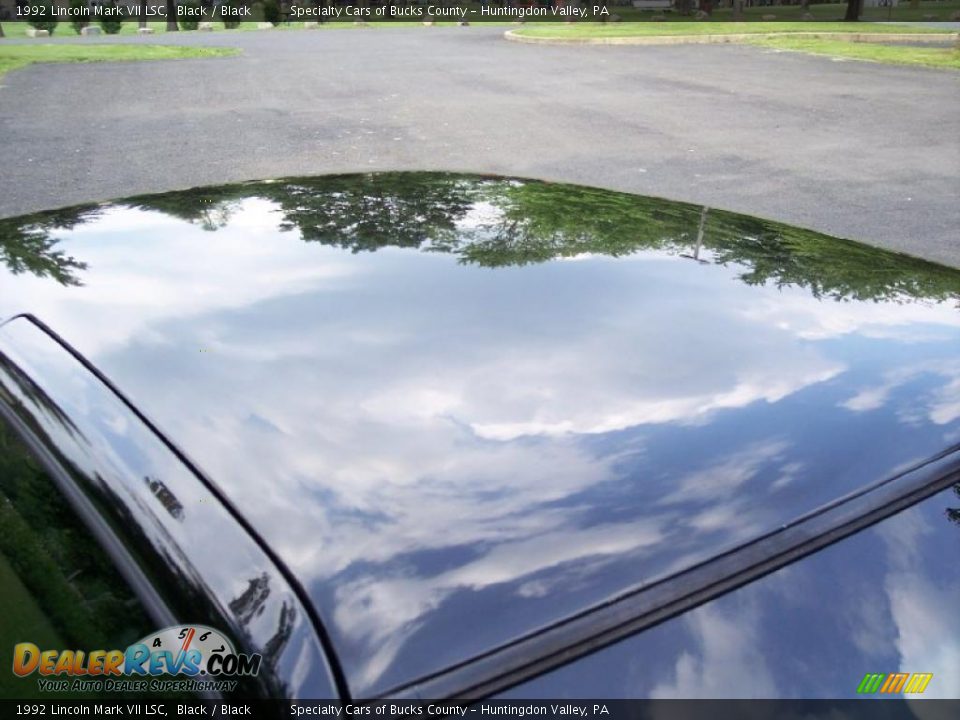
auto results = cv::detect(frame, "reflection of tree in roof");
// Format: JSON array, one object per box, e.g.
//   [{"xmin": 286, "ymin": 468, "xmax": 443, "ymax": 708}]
[
  {"xmin": 947, "ymin": 484, "xmax": 960, "ymax": 527},
  {"xmin": 448, "ymin": 180, "xmax": 701, "ymax": 266},
  {"xmin": 702, "ymin": 209, "xmax": 960, "ymax": 305},
  {"xmin": 130, "ymin": 189, "xmax": 244, "ymax": 232},
  {"xmin": 0, "ymin": 205, "xmax": 95, "ymax": 287},
  {"xmin": 268, "ymin": 174, "xmax": 476, "ymax": 253},
  {"xmin": 125, "ymin": 174, "xmax": 476, "ymax": 252},
  {"xmin": 5, "ymin": 173, "xmax": 960, "ymax": 305}
]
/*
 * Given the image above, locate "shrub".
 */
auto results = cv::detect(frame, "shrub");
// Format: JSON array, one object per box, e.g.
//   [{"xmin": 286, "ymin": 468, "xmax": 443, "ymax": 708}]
[
  {"xmin": 178, "ymin": 0, "xmax": 201, "ymax": 30},
  {"xmin": 99, "ymin": 0, "xmax": 123, "ymax": 33},
  {"xmin": 220, "ymin": 0, "xmax": 244, "ymax": 28},
  {"xmin": 28, "ymin": 4, "xmax": 58, "ymax": 35},
  {"xmin": 263, "ymin": 0, "xmax": 281, "ymax": 25},
  {"xmin": 69, "ymin": 0, "xmax": 89, "ymax": 34}
]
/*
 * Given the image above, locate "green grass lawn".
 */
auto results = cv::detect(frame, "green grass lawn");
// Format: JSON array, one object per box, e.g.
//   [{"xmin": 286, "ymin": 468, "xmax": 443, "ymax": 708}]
[
  {"xmin": 0, "ymin": 20, "xmax": 168, "ymax": 37},
  {"xmin": 566, "ymin": 0, "xmax": 960, "ymax": 22},
  {"xmin": 0, "ymin": 21, "xmax": 308, "ymax": 37},
  {"xmin": 0, "ymin": 20, "xmax": 516, "ymax": 38},
  {"xmin": 0, "ymin": 0, "xmax": 957, "ymax": 35},
  {"xmin": 512, "ymin": 20, "xmax": 955, "ymax": 38},
  {"xmin": 709, "ymin": 0, "xmax": 960, "ymax": 21},
  {"xmin": 749, "ymin": 36, "xmax": 960, "ymax": 68},
  {"xmin": 0, "ymin": 44, "xmax": 239, "ymax": 79}
]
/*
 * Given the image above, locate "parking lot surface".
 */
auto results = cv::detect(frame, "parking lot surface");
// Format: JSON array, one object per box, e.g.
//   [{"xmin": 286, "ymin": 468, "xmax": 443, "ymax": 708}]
[{"xmin": 1, "ymin": 26, "xmax": 958, "ymax": 266}]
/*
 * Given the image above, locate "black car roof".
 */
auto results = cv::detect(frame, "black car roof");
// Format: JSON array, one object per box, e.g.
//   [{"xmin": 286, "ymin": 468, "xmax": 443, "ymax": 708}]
[{"xmin": 2, "ymin": 173, "xmax": 959, "ymax": 696}]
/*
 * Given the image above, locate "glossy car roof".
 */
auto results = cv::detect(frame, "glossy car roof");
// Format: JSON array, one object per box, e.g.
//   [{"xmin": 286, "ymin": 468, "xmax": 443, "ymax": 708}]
[
  {"xmin": 500, "ymin": 485, "xmax": 960, "ymax": 698},
  {"xmin": 2, "ymin": 173, "xmax": 959, "ymax": 696}
]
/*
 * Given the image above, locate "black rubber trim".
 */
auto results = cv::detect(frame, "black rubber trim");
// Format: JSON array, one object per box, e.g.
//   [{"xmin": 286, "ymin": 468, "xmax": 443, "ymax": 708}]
[
  {"xmin": 382, "ymin": 444, "xmax": 960, "ymax": 700},
  {"xmin": 2, "ymin": 313, "xmax": 354, "ymax": 703}
]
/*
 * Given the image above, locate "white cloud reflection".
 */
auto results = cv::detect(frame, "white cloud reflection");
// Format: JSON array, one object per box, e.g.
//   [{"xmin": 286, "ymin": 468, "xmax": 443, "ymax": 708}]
[
  {"xmin": 6, "ymin": 200, "xmax": 960, "ymax": 693},
  {"xmin": 5, "ymin": 202, "xmax": 361, "ymax": 352},
  {"xmin": 840, "ymin": 359, "xmax": 960, "ymax": 426},
  {"xmin": 877, "ymin": 508, "xmax": 960, "ymax": 700},
  {"xmin": 650, "ymin": 602, "xmax": 778, "ymax": 699}
]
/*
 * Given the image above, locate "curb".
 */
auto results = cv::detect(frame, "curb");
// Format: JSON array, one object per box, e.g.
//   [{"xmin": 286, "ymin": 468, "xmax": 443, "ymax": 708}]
[{"xmin": 503, "ymin": 29, "xmax": 959, "ymax": 46}]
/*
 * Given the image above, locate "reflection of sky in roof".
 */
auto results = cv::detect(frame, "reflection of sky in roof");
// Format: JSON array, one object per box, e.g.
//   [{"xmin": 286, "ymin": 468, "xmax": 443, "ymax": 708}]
[
  {"xmin": 3, "ymin": 195, "xmax": 960, "ymax": 695},
  {"xmin": 502, "ymin": 488, "xmax": 960, "ymax": 700}
]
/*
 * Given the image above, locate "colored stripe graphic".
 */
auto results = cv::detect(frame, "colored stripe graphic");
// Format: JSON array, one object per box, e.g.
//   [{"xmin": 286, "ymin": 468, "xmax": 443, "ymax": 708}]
[
  {"xmin": 857, "ymin": 673, "xmax": 886, "ymax": 694},
  {"xmin": 904, "ymin": 673, "xmax": 933, "ymax": 694},
  {"xmin": 881, "ymin": 673, "xmax": 910, "ymax": 693},
  {"xmin": 857, "ymin": 672, "xmax": 933, "ymax": 694}
]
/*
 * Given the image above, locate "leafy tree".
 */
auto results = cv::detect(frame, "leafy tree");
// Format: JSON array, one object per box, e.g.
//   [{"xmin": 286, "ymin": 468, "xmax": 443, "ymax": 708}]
[
  {"xmin": 28, "ymin": 4, "xmax": 58, "ymax": 34},
  {"xmin": 450, "ymin": 180, "xmax": 699, "ymax": 267},
  {"xmin": 99, "ymin": 0, "xmax": 123, "ymax": 33},
  {"xmin": 263, "ymin": 0, "xmax": 281, "ymax": 24},
  {"xmin": 127, "ymin": 186, "xmax": 248, "ymax": 230},
  {"xmin": 126, "ymin": 174, "xmax": 474, "ymax": 252},
  {"xmin": 263, "ymin": 174, "xmax": 476, "ymax": 253},
  {"xmin": 700, "ymin": 209, "xmax": 960, "ymax": 305},
  {"xmin": 178, "ymin": 0, "xmax": 201, "ymax": 29},
  {"xmin": 7, "ymin": 174, "xmax": 960, "ymax": 309},
  {"xmin": 69, "ymin": 0, "xmax": 89, "ymax": 34},
  {"xmin": 219, "ymin": 0, "xmax": 245, "ymax": 28},
  {"xmin": 0, "ymin": 206, "xmax": 96, "ymax": 286}
]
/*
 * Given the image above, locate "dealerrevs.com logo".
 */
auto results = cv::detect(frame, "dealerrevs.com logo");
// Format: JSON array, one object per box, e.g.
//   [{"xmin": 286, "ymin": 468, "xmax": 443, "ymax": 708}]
[{"xmin": 12, "ymin": 625, "xmax": 261, "ymax": 693}]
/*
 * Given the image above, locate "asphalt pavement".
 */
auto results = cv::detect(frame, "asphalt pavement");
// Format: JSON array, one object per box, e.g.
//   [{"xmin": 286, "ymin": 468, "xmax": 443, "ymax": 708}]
[{"xmin": 1, "ymin": 26, "xmax": 958, "ymax": 267}]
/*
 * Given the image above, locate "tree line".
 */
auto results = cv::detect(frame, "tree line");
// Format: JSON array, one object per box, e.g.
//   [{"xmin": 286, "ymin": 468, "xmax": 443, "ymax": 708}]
[{"xmin": 2, "ymin": 172, "xmax": 958, "ymax": 305}]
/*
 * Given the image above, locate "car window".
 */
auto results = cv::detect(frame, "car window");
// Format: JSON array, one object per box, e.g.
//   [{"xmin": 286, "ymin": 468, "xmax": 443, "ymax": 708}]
[
  {"xmin": 0, "ymin": 419, "xmax": 157, "ymax": 699},
  {"xmin": 500, "ymin": 485, "xmax": 960, "ymax": 699}
]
